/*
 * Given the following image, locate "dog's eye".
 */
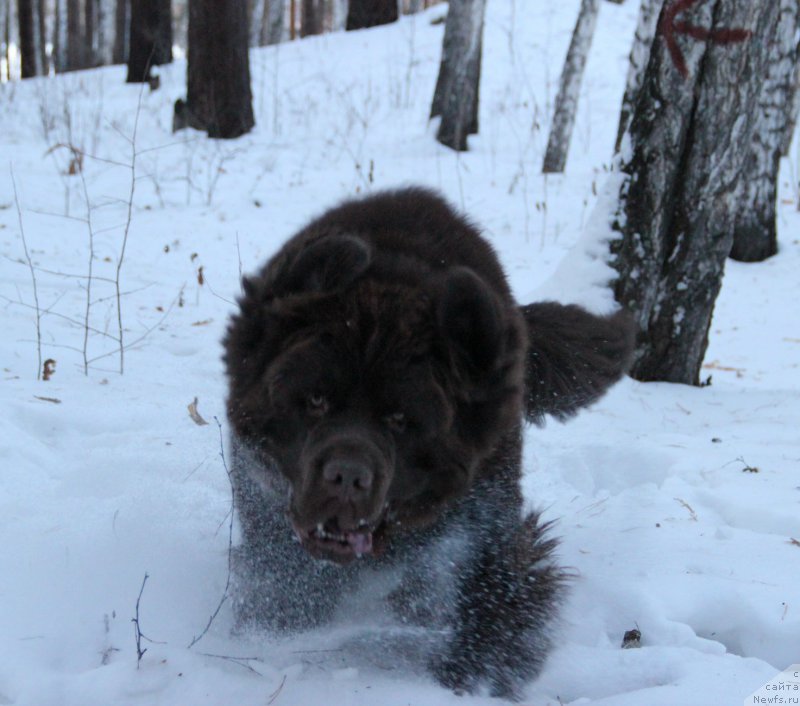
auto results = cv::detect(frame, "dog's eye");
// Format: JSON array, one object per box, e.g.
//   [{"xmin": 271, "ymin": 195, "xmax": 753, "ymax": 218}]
[
  {"xmin": 306, "ymin": 392, "xmax": 329, "ymax": 416},
  {"xmin": 385, "ymin": 411, "xmax": 406, "ymax": 432}
]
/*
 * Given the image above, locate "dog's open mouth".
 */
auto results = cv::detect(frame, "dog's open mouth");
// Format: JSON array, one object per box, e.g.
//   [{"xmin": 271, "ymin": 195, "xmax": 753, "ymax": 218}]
[{"xmin": 294, "ymin": 515, "xmax": 386, "ymax": 562}]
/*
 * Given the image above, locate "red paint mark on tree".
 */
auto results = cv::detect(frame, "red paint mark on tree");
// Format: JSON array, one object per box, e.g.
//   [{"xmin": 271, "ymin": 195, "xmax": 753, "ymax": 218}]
[{"xmin": 660, "ymin": 0, "xmax": 751, "ymax": 79}]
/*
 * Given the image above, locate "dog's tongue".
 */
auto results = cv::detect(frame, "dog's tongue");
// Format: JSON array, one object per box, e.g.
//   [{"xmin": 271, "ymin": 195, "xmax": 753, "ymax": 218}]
[{"xmin": 346, "ymin": 531, "xmax": 373, "ymax": 555}]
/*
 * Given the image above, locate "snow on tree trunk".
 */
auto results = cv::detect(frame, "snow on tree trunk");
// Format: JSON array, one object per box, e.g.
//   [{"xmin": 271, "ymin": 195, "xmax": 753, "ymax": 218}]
[
  {"xmin": 611, "ymin": 0, "xmax": 780, "ymax": 385},
  {"xmin": 346, "ymin": 0, "xmax": 398, "ymax": 31},
  {"xmin": 542, "ymin": 0, "xmax": 600, "ymax": 173},
  {"xmin": 113, "ymin": 0, "xmax": 128, "ymax": 64},
  {"xmin": 730, "ymin": 0, "xmax": 799, "ymax": 263},
  {"xmin": 18, "ymin": 0, "xmax": 38, "ymax": 77},
  {"xmin": 430, "ymin": 0, "xmax": 487, "ymax": 152},
  {"xmin": 614, "ymin": 0, "xmax": 664, "ymax": 153},
  {"xmin": 176, "ymin": 0, "xmax": 255, "ymax": 139}
]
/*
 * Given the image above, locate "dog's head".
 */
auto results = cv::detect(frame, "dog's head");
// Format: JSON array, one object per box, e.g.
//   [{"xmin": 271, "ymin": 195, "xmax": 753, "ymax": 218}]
[{"xmin": 224, "ymin": 234, "xmax": 526, "ymax": 563}]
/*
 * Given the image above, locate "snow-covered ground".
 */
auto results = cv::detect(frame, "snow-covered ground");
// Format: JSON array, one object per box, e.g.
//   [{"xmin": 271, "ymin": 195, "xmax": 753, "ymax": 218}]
[{"xmin": 1, "ymin": 2, "xmax": 798, "ymax": 704}]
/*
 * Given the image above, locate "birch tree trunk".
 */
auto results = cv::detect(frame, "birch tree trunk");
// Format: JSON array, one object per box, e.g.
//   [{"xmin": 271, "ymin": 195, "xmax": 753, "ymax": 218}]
[
  {"xmin": 611, "ymin": 0, "xmax": 781, "ymax": 384},
  {"xmin": 430, "ymin": 0, "xmax": 487, "ymax": 152},
  {"xmin": 730, "ymin": 0, "xmax": 799, "ymax": 263},
  {"xmin": 614, "ymin": 0, "xmax": 663, "ymax": 153},
  {"xmin": 176, "ymin": 0, "xmax": 255, "ymax": 138},
  {"xmin": 542, "ymin": 0, "xmax": 600, "ymax": 173}
]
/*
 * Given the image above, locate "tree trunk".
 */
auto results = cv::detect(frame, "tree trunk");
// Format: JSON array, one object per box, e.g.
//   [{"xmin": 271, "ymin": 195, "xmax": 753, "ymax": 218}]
[
  {"xmin": 300, "ymin": 0, "xmax": 322, "ymax": 36},
  {"xmin": 730, "ymin": 0, "xmax": 799, "ymax": 263},
  {"xmin": 127, "ymin": 0, "xmax": 156, "ymax": 81},
  {"xmin": 250, "ymin": 0, "xmax": 265, "ymax": 45},
  {"xmin": 84, "ymin": 0, "xmax": 96, "ymax": 66},
  {"xmin": 614, "ymin": 0, "xmax": 663, "ymax": 154},
  {"xmin": 3, "ymin": 1, "xmax": 10, "ymax": 81},
  {"xmin": 346, "ymin": 0, "xmax": 397, "ymax": 31},
  {"xmin": 176, "ymin": 0, "xmax": 255, "ymax": 138},
  {"xmin": 153, "ymin": 0, "xmax": 172, "ymax": 64},
  {"xmin": 430, "ymin": 0, "xmax": 486, "ymax": 151},
  {"xmin": 19, "ymin": 0, "xmax": 38, "ymax": 77},
  {"xmin": 66, "ymin": 0, "xmax": 83, "ymax": 70},
  {"xmin": 407, "ymin": 0, "xmax": 424, "ymax": 13},
  {"xmin": 37, "ymin": 0, "xmax": 48, "ymax": 73},
  {"xmin": 127, "ymin": 0, "xmax": 171, "ymax": 82},
  {"xmin": 542, "ymin": 0, "xmax": 600, "ymax": 173},
  {"xmin": 611, "ymin": 0, "xmax": 780, "ymax": 384},
  {"xmin": 52, "ymin": 0, "xmax": 64, "ymax": 71},
  {"xmin": 113, "ymin": 0, "xmax": 128, "ymax": 63},
  {"xmin": 263, "ymin": 0, "xmax": 285, "ymax": 44}
]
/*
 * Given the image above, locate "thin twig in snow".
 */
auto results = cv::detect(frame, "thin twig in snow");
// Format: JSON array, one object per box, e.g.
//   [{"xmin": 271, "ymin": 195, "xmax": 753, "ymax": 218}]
[
  {"xmin": 1, "ymin": 256, "xmax": 117, "ymax": 284},
  {"xmin": 116, "ymin": 82, "xmax": 146, "ymax": 375},
  {"xmin": 132, "ymin": 572, "xmax": 149, "ymax": 668},
  {"xmin": 198, "ymin": 652, "xmax": 264, "ymax": 676},
  {"xmin": 187, "ymin": 417, "xmax": 235, "ymax": 649},
  {"xmin": 79, "ymin": 167, "xmax": 95, "ymax": 375},
  {"xmin": 10, "ymin": 166, "xmax": 43, "ymax": 380},
  {"xmin": 235, "ymin": 232, "xmax": 243, "ymax": 292},
  {"xmin": 268, "ymin": 674, "xmax": 287, "ymax": 703},
  {"xmin": 85, "ymin": 292, "xmax": 180, "ymax": 366},
  {"xmin": 0, "ymin": 293, "xmax": 122, "ymax": 342}
]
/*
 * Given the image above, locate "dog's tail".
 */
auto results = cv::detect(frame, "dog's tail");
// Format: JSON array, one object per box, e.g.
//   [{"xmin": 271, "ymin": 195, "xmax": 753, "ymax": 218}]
[{"xmin": 519, "ymin": 303, "xmax": 635, "ymax": 424}]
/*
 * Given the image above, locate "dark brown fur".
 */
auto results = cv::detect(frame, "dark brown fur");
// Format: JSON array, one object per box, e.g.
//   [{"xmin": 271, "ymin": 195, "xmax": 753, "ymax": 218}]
[{"xmin": 223, "ymin": 188, "xmax": 634, "ymax": 698}]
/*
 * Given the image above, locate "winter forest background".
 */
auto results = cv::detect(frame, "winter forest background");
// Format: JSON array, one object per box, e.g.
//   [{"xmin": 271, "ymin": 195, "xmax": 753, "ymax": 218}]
[{"xmin": 1, "ymin": 0, "xmax": 798, "ymax": 705}]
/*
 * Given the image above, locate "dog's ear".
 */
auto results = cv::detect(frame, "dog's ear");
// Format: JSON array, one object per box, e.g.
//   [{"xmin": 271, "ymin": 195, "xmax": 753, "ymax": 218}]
[
  {"xmin": 521, "ymin": 302, "xmax": 635, "ymax": 423},
  {"xmin": 438, "ymin": 267, "xmax": 504, "ymax": 372},
  {"xmin": 275, "ymin": 234, "xmax": 371, "ymax": 297}
]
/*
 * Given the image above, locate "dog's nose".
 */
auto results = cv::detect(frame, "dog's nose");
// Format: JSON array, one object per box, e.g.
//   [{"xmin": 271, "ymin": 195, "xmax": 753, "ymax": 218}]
[{"xmin": 322, "ymin": 458, "xmax": 373, "ymax": 498}]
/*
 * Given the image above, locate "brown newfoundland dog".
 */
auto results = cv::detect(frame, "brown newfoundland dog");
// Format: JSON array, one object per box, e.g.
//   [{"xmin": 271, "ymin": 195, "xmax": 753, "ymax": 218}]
[{"xmin": 223, "ymin": 187, "xmax": 633, "ymax": 699}]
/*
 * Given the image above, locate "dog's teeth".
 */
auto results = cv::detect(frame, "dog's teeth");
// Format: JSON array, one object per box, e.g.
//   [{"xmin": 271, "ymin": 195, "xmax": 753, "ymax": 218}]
[
  {"xmin": 316, "ymin": 523, "xmax": 324, "ymax": 533},
  {"xmin": 358, "ymin": 519, "xmax": 368, "ymax": 528}
]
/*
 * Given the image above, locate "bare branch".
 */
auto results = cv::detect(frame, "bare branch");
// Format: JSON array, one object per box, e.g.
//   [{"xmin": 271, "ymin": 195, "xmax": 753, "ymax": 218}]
[
  {"xmin": 79, "ymin": 167, "xmax": 95, "ymax": 375},
  {"xmin": 132, "ymin": 572, "xmax": 149, "ymax": 668},
  {"xmin": 188, "ymin": 418, "xmax": 235, "ymax": 649},
  {"xmin": 10, "ymin": 166, "xmax": 42, "ymax": 380},
  {"xmin": 115, "ymin": 82, "xmax": 146, "ymax": 374}
]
